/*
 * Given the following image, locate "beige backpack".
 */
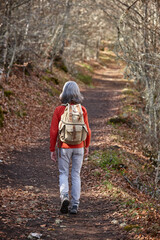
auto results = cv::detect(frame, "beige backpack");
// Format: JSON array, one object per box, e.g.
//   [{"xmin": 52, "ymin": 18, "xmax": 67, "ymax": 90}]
[{"xmin": 58, "ymin": 104, "xmax": 88, "ymax": 145}]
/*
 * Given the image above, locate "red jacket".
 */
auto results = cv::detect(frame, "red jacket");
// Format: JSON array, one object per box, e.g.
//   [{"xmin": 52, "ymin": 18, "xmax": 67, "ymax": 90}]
[{"xmin": 50, "ymin": 105, "xmax": 91, "ymax": 152}]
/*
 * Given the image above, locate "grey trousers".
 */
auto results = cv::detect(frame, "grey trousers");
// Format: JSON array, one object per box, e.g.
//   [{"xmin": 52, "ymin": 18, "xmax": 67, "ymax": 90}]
[{"xmin": 58, "ymin": 148, "xmax": 84, "ymax": 206}]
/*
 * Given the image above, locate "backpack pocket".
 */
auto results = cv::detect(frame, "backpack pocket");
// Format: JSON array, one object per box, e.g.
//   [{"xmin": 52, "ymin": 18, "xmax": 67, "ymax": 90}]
[
  {"xmin": 65, "ymin": 125, "xmax": 82, "ymax": 143},
  {"xmin": 59, "ymin": 121, "xmax": 88, "ymax": 145}
]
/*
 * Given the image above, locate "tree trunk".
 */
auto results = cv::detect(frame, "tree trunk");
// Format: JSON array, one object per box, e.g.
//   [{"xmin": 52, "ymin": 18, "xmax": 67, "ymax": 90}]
[{"xmin": 3, "ymin": 0, "xmax": 12, "ymax": 75}]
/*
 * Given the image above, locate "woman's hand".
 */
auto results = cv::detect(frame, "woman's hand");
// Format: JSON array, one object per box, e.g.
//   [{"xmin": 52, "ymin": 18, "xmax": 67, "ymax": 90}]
[
  {"xmin": 84, "ymin": 147, "xmax": 89, "ymax": 158},
  {"xmin": 51, "ymin": 151, "xmax": 57, "ymax": 162}
]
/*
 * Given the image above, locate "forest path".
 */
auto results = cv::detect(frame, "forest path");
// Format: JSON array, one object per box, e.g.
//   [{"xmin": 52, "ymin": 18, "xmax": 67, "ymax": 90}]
[
  {"xmin": 83, "ymin": 64, "xmax": 126, "ymax": 152},
  {"xmin": 1, "ymin": 64, "xmax": 130, "ymax": 240}
]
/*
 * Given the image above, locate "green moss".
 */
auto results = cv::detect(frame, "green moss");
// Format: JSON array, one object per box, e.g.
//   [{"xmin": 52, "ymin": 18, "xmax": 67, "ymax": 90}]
[
  {"xmin": 4, "ymin": 90, "xmax": 14, "ymax": 99},
  {"xmin": 48, "ymin": 87, "xmax": 60, "ymax": 97},
  {"xmin": 47, "ymin": 90, "xmax": 53, "ymax": 97},
  {"xmin": 123, "ymin": 225, "xmax": 141, "ymax": 231},
  {"xmin": 45, "ymin": 69, "xmax": 53, "ymax": 74},
  {"xmin": 15, "ymin": 110, "xmax": 27, "ymax": 118},
  {"xmin": 123, "ymin": 105, "xmax": 138, "ymax": 114},
  {"xmin": 108, "ymin": 115, "xmax": 134, "ymax": 128},
  {"xmin": 125, "ymin": 199, "xmax": 136, "ymax": 207},
  {"xmin": 91, "ymin": 150, "xmax": 123, "ymax": 171},
  {"xmin": 80, "ymin": 63, "xmax": 93, "ymax": 73},
  {"xmin": 123, "ymin": 88, "xmax": 134, "ymax": 95},
  {"xmin": 42, "ymin": 75, "xmax": 59, "ymax": 85},
  {"xmin": 0, "ymin": 107, "xmax": 4, "ymax": 127},
  {"xmin": 105, "ymin": 169, "xmax": 111, "ymax": 179},
  {"xmin": 107, "ymin": 116, "xmax": 127, "ymax": 125},
  {"xmin": 18, "ymin": 100, "xmax": 26, "ymax": 107},
  {"xmin": 77, "ymin": 73, "xmax": 92, "ymax": 85},
  {"xmin": 121, "ymin": 199, "xmax": 145, "ymax": 210},
  {"xmin": 102, "ymin": 180, "xmax": 113, "ymax": 190},
  {"xmin": 99, "ymin": 151, "xmax": 122, "ymax": 170},
  {"xmin": 52, "ymin": 87, "xmax": 60, "ymax": 95},
  {"xmin": 93, "ymin": 170, "xmax": 101, "ymax": 177}
]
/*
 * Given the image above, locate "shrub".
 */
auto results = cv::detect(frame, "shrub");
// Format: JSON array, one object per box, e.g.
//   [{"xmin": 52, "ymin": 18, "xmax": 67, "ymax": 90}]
[
  {"xmin": 77, "ymin": 73, "xmax": 92, "ymax": 85},
  {"xmin": 4, "ymin": 90, "xmax": 14, "ymax": 99}
]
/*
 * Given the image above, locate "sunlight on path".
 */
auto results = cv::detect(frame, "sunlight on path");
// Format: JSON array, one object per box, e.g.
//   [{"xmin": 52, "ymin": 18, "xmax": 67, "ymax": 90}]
[{"xmin": 83, "ymin": 66, "xmax": 126, "ymax": 151}]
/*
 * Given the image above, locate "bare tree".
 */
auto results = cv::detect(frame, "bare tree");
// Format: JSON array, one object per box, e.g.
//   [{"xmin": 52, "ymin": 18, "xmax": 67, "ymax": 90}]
[{"xmin": 116, "ymin": 0, "xmax": 160, "ymax": 192}]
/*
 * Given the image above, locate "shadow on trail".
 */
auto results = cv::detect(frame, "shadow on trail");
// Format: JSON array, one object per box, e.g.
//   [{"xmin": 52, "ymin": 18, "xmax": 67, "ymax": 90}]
[
  {"xmin": 94, "ymin": 73, "xmax": 124, "ymax": 80},
  {"xmin": 0, "ymin": 139, "xmax": 58, "ymax": 190},
  {"xmin": 91, "ymin": 78, "xmax": 126, "ymax": 89}
]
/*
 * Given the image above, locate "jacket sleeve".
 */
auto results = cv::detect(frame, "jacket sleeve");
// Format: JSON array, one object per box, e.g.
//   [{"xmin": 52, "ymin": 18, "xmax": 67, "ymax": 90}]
[
  {"xmin": 83, "ymin": 108, "xmax": 91, "ymax": 148},
  {"xmin": 50, "ymin": 107, "xmax": 59, "ymax": 152}
]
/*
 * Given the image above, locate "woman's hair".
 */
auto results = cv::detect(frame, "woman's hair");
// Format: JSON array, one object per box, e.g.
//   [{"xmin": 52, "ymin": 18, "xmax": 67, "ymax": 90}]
[{"xmin": 59, "ymin": 81, "xmax": 84, "ymax": 104}]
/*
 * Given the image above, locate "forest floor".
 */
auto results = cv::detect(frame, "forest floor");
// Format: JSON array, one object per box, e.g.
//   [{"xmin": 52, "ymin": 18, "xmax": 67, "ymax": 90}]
[{"xmin": 0, "ymin": 49, "xmax": 160, "ymax": 239}]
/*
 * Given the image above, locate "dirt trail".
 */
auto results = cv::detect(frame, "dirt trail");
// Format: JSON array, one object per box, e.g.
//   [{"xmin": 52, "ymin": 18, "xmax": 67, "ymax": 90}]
[
  {"xmin": 1, "ymin": 65, "xmax": 130, "ymax": 240},
  {"xmin": 83, "ymin": 66, "xmax": 125, "ymax": 152}
]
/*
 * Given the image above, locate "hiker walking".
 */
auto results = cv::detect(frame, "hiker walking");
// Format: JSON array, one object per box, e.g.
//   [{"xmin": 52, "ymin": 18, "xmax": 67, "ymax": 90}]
[{"xmin": 50, "ymin": 81, "xmax": 91, "ymax": 214}]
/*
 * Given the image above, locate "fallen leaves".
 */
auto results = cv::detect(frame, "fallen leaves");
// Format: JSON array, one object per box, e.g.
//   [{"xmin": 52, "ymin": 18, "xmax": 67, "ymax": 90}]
[{"xmin": 0, "ymin": 56, "xmax": 160, "ymax": 240}]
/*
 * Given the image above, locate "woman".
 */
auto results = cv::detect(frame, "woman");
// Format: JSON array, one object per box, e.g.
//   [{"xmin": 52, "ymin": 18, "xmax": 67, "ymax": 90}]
[{"xmin": 50, "ymin": 81, "xmax": 91, "ymax": 214}]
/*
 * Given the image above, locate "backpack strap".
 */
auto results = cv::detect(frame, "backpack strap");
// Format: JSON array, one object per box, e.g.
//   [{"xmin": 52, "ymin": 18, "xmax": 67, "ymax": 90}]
[
  {"xmin": 78, "ymin": 104, "xmax": 83, "ymax": 115},
  {"xmin": 77, "ymin": 104, "xmax": 84, "ymax": 122},
  {"xmin": 83, "ymin": 140, "xmax": 86, "ymax": 161},
  {"xmin": 58, "ymin": 104, "xmax": 68, "ymax": 157}
]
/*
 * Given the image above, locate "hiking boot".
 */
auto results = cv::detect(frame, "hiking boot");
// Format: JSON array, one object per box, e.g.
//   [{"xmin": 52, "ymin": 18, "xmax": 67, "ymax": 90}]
[
  {"xmin": 60, "ymin": 195, "xmax": 69, "ymax": 214},
  {"xmin": 69, "ymin": 205, "xmax": 78, "ymax": 214}
]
